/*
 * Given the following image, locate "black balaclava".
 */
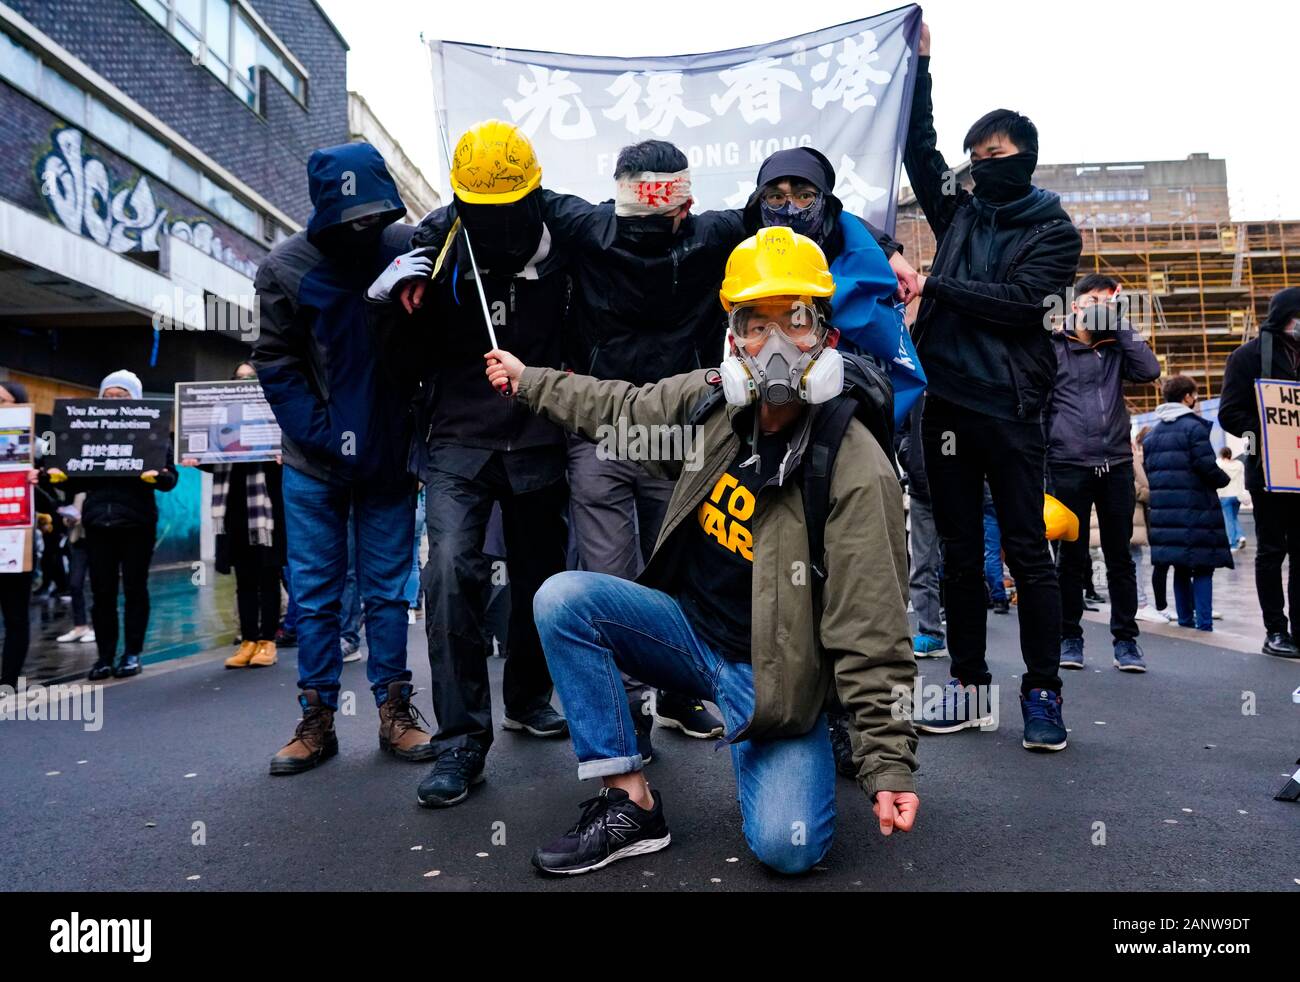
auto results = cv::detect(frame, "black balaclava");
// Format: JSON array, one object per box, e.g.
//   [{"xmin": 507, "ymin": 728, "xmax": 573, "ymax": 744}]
[
  {"xmin": 752, "ymin": 148, "xmax": 838, "ymax": 246},
  {"xmin": 456, "ymin": 190, "xmax": 544, "ymax": 275},
  {"xmin": 970, "ymin": 151, "xmax": 1038, "ymax": 205}
]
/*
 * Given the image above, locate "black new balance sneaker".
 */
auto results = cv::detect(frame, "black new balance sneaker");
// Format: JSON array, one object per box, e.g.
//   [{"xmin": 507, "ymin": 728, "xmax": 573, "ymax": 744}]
[
  {"xmin": 532, "ymin": 787, "xmax": 671, "ymax": 876},
  {"xmin": 654, "ymin": 691, "xmax": 723, "ymax": 739}
]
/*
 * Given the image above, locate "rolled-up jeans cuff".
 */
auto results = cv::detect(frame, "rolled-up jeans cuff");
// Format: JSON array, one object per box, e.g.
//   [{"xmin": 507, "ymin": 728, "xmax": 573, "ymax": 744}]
[{"xmin": 577, "ymin": 755, "xmax": 643, "ymax": 780}]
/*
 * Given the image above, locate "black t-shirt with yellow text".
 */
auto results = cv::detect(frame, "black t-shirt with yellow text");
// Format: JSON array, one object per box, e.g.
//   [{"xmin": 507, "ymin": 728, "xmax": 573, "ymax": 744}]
[{"xmin": 675, "ymin": 429, "xmax": 791, "ymax": 663}]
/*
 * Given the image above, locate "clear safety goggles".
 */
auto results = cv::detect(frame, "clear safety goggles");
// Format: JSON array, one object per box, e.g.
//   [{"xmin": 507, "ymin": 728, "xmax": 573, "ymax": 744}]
[{"xmin": 728, "ymin": 299, "xmax": 825, "ymax": 345}]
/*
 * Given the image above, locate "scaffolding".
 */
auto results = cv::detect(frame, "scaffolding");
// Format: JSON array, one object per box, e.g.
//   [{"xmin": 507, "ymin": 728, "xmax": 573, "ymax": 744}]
[{"xmin": 894, "ymin": 216, "xmax": 1300, "ymax": 414}]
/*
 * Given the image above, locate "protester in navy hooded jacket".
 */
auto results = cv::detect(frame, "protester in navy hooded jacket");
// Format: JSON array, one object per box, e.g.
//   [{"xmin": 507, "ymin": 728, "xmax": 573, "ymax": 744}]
[{"xmin": 252, "ymin": 142, "xmax": 435, "ymax": 777}]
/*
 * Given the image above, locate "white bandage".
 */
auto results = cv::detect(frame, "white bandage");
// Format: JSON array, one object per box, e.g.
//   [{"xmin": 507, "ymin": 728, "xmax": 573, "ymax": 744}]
[{"xmin": 614, "ymin": 170, "xmax": 692, "ymax": 217}]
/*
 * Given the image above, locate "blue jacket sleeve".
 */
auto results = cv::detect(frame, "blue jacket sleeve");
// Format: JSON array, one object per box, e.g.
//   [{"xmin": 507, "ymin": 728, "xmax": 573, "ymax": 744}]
[{"xmin": 251, "ymin": 259, "xmax": 334, "ymax": 456}]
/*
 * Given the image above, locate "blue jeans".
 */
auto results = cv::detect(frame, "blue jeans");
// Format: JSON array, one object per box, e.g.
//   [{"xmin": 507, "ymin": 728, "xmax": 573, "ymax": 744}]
[
  {"xmin": 282, "ymin": 567, "xmax": 299, "ymax": 633},
  {"xmin": 983, "ymin": 502, "xmax": 1007, "ymax": 603},
  {"xmin": 533, "ymin": 571, "xmax": 836, "ymax": 875},
  {"xmin": 339, "ymin": 512, "xmax": 363, "ymax": 648},
  {"xmin": 1220, "ymin": 497, "xmax": 1242, "ymax": 546},
  {"xmin": 282, "ymin": 466, "xmax": 415, "ymax": 709},
  {"xmin": 1172, "ymin": 565, "xmax": 1214, "ymax": 631},
  {"xmin": 404, "ymin": 488, "xmax": 425, "ymax": 608}
]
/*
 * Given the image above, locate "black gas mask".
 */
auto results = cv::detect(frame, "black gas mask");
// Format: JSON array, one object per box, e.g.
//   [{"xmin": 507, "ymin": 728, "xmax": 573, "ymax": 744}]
[{"xmin": 456, "ymin": 192, "xmax": 544, "ymax": 275}]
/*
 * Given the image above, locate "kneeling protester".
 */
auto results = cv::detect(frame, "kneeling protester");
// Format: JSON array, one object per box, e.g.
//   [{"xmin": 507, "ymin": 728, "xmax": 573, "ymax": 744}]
[{"xmin": 484, "ymin": 226, "xmax": 920, "ymax": 876}]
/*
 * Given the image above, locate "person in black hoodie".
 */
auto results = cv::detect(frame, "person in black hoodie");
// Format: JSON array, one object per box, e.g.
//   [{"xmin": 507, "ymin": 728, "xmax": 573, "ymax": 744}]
[
  {"xmin": 1217, "ymin": 286, "xmax": 1300, "ymax": 659},
  {"xmin": 0, "ymin": 379, "xmax": 40, "ymax": 690},
  {"xmin": 904, "ymin": 22, "xmax": 1082, "ymax": 752},
  {"xmin": 47, "ymin": 370, "xmax": 177, "ymax": 681},
  {"xmin": 253, "ymin": 141, "xmax": 435, "ymax": 777}
]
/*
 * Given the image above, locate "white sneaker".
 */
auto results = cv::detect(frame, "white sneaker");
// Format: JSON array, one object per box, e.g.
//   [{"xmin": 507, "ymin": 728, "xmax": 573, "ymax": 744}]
[
  {"xmin": 1135, "ymin": 605, "xmax": 1168, "ymax": 625},
  {"xmin": 1212, "ymin": 610, "xmax": 1223, "ymax": 621},
  {"xmin": 80, "ymin": 630, "xmax": 96, "ymax": 643},
  {"xmin": 407, "ymin": 609, "xmax": 416, "ymax": 625},
  {"xmin": 1163, "ymin": 611, "xmax": 1178, "ymax": 622},
  {"xmin": 56, "ymin": 626, "xmax": 89, "ymax": 643}
]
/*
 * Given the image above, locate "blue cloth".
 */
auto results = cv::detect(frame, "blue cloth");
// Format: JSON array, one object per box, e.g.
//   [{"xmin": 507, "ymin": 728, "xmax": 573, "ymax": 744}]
[
  {"xmin": 339, "ymin": 511, "xmax": 362, "ymax": 647},
  {"xmin": 983, "ymin": 498, "xmax": 1007, "ymax": 603},
  {"xmin": 405, "ymin": 488, "xmax": 425, "ymax": 608},
  {"xmin": 1220, "ymin": 497, "xmax": 1242, "ymax": 546},
  {"xmin": 282, "ymin": 465, "xmax": 415, "ymax": 709},
  {"xmin": 534, "ymin": 570, "xmax": 835, "ymax": 874},
  {"xmin": 1172, "ymin": 566, "xmax": 1214, "ymax": 631},
  {"xmin": 829, "ymin": 215, "xmax": 926, "ymax": 427},
  {"xmin": 1143, "ymin": 409, "xmax": 1233, "ymax": 570},
  {"xmin": 282, "ymin": 567, "xmax": 299, "ymax": 633}
]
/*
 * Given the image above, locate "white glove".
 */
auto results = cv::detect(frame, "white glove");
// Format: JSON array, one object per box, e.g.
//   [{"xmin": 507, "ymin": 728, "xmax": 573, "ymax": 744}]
[{"xmin": 366, "ymin": 246, "xmax": 436, "ymax": 302}]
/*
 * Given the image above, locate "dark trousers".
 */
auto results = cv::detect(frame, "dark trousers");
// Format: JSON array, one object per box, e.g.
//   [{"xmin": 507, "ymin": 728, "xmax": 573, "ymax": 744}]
[
  {"xmin": 234, "ymin": 555, "xmax": 281, "ymax": 643},
  {"xmin": 86, "ymin": 525, "xmax": 155, "ymax": 665},
  {"xmin": 1251, "ymin": 490, "xmax": 1300, "ymax": 636},
  {"xmin": 68, "ymin": 540, "xmax": 89, "ymax": 626},
  {"xmin": 1052, "ymin": 462, "xmax": 1139, "ymax": 643},
  {"xmin": 0, "ymin": 571, "xmax": 33, "ymax": 688},
  {"xmin": 1151, "ymin": 562, "xmax": 1170, "ymax": 610},
  {"xmin": 922, "ymin": 397, "xmax": 1062, "ymax": 694},
  {"xmin": 423, "ymin": 456, "xmax": 568, "ymax": 755}
]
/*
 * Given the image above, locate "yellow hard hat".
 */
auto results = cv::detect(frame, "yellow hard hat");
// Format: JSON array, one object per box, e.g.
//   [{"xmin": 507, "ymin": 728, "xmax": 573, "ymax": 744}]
[
  {"xmin": 719, "ymin": 227, "xmax": 836, "ymax": 311},
  {"xmin": 450, "ymin": 119, "xmax": 541, "ymax": 204},
  {"xmin": 1043, "ymin": 494, "xmax": 1080, "ymax": 543}
]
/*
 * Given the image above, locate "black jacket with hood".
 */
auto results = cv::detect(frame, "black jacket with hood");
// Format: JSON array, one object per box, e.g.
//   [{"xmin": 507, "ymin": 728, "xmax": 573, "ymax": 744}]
[
  {"xmin": 407, "ymin": 195, "xmax": 570, "ymax": 470},
  {"xmin": 543, "ymin": 147, "xmax": 901, "ymax": 387},
  {"xmin": 904, "ymin": 56, "xmax": 1082, "ymax": 422},
  {"xmin": 1217, "ymin": 287, "xmax": 1300, "ymax": 493},
  {"xmin": 252, "ymin": 143, "xmax": 419, "ymax": 493}
]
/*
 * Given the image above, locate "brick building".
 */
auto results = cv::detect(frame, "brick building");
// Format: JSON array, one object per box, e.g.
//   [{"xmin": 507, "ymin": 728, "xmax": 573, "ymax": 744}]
[{"xmin": 0, "ymin": 0, "xmax": 350, "ymax": 407}]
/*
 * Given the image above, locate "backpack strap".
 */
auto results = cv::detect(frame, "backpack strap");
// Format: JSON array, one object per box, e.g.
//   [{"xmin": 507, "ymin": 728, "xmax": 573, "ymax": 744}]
[
  {"xmin": 1261, "ymin": 329, "xmax": 1274, "ymax": 380},
  {"xmin": 686, "ymin": 375, "xmax": 727, "ymax": 429},
  {"xmin": 803, "ymin": 396, "xmax": 859, "ymax": 612}
]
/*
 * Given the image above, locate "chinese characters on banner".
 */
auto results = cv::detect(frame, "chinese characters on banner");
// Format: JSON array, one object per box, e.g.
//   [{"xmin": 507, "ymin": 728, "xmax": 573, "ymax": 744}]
[
  {"xmin": 430, "ymin": 5, "xmax": 922, "ymax": 231},
  {"xmin": 0, "ymin": 404, "xmax": 35, "ymax": 572}
]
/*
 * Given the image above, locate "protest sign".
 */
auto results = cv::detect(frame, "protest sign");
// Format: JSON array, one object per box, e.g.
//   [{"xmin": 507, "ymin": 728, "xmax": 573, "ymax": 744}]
[
  {"xmin": 49, "ymin": 399, "xmax": 171, "ymax": 477},
  {"xmin": 174, "ymin": 380, "xmax": 281, "ymax": 465},
  {"xmin": 1255, "ymin": 379, "xmax": 1300, "ymax": 493}
]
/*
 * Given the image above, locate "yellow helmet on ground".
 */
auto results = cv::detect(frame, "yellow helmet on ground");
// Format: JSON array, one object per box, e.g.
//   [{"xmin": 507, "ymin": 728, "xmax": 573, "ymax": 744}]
[
  {"xmin": 1044, "ymin": 494, "xmax": 1080, "ymax": 543},
  {"xmin": 450, "ymin": 120, "xmax": 541, "ymax": 204},
  {"xmin": 719, "ymin": 227, "xmax": 836, "ymax": 311}
]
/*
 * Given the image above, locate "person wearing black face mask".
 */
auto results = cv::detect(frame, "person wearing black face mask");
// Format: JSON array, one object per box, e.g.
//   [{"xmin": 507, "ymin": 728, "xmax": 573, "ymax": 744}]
[
  {"xmin": 1218, "ymin": 286, "xmax": 1300, "ymax": 659},
  {"xmin": 903, "ymin": 22, "xmax": 1083, "ymax": 753},
  {"xmin": 252, "ymin": 142, "xmax": 435, "ymax": 777},
  {"xmin": 382, "ymin": 121, "xmax": 574, "ymax": 809},
  {"xmin": 1044, "ymin": 275, "xmax": 1161, "ymax": 674}
]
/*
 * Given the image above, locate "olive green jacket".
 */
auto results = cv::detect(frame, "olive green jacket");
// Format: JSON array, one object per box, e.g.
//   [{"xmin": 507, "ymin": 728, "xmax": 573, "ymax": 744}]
[{"xmin": 517, "ymin": 366, "xmax": 919, "ymax": 798}]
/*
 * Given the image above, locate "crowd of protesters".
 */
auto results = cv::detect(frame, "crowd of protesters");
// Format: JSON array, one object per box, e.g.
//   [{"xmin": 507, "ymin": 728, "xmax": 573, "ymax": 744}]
[{"xmin": 3, "ymin": 18, "xmax": 1296, "ymax": 880}]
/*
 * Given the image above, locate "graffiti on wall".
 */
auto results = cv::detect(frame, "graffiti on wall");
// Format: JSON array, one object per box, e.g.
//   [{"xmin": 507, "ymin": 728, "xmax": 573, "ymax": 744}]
[{"xmin": 36, "ymin": 127, "xmax": 259, "ymax": 278}]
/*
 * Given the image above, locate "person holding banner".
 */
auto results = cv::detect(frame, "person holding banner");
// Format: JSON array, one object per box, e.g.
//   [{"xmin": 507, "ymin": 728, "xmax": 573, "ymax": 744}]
[
  {"xmin": 180, "ymin": 362, "xmax": 286, "ymax": 671},
  {"xmin": 253, "ymin": 142, "xmax": 436, "ymax": 775},
  {"xmin": 46, "ymin": 370, "xmax": 177, "ymax": 682},
  {"xmin": 903, "ymin": 23, "xmax": 1082, "ymax": 752},
  {"xmin": 1217, "ymin": 286, "xmax": 1300, "ymax": 658},
  {"xmin": 483, "ymin": 227, "xmax": 918, "ymax": 876}
]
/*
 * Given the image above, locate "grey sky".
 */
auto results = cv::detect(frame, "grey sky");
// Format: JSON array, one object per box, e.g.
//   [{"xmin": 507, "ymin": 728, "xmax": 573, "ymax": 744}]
[{"xmin": 318, "ymin": 0, "xmax": 1300, "ymax": 221}]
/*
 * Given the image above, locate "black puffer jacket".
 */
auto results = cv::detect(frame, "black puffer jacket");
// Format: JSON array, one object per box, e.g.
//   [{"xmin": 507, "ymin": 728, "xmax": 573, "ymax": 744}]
[
  {"xmin": 1142, "ymin": 404, "xmax": 1232, "ymax": 570},
  {"xmin": 904, "ymin": 56, "xmax": 1082, "ymax": 422}
]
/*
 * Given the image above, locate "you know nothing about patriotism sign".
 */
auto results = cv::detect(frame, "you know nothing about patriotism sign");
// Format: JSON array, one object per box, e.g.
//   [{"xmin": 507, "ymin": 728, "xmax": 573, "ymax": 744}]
[{"xmin": 428, "ymin": 5, "xmax": 922, "ymax": 232}]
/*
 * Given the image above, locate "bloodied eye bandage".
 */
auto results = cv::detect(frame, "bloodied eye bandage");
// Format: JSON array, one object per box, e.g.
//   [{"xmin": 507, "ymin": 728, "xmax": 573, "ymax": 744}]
[{"xmin": 614, "ymin": 170, "xmax": 692, "ymax": 217}]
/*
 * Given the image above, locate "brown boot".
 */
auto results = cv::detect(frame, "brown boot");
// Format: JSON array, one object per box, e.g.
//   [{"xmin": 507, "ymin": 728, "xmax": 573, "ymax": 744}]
[
  {"xmin": 378, "ymin": 681, "xmax": 437, "ymax": 761},
  {"xmin": 249, "ymin": 640, "xmax": 277, "ymax": 667},
  {"xmin": 224, "ymin": 641, "xmax": 257, "ymax": 669},
  {"xmin": 269, "ymin": 690, "xmax": 338, "ymax": 775}
]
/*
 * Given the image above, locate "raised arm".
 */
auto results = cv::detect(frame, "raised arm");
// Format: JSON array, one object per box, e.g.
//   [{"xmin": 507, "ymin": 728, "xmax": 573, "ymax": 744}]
[{"xmin": 902, "ymin": 27, "xmax": 963, "ymax": 239}]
